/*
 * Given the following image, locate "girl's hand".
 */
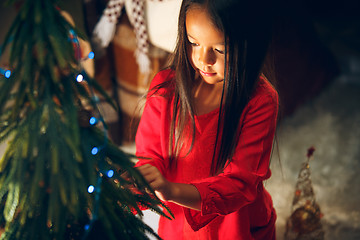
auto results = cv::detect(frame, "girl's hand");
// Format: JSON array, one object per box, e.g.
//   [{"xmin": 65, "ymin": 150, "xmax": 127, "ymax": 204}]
[
  {"xmin": 137, "ymin": 164, "xmax": 201, "ymax": 211},
  {"xmin": 136, "ymin": 164, "xmax": 173, "ymax": 201}
]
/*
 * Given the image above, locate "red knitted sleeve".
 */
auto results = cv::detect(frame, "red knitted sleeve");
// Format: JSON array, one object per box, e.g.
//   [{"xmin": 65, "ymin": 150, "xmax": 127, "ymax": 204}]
[{"xmin": 135, "ymin": 69, "xmax": 174, "ymax": 176}]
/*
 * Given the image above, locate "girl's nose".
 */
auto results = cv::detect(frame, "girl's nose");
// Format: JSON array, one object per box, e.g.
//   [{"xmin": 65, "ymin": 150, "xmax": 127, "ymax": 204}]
[{"xmin": 199, "ymin": 48, "xmax": 216, "ymax": 66}]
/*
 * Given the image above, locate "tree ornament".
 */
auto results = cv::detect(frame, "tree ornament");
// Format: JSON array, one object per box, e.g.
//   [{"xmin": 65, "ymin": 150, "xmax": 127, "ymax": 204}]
[{"xmin": 285, "ymin": 147, "xmax": 325, "ymax": 240}]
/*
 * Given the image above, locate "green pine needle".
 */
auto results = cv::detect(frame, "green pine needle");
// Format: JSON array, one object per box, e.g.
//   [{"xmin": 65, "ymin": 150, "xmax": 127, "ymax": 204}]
[{"xmin": 0, "ymin": 0, "xmax": 171, "ymax": 239}]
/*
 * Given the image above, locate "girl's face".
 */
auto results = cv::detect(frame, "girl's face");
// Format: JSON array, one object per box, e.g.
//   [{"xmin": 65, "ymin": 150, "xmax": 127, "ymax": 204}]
[{"xmin": 186, "ymin": 6, "xmax": 225, "ymax": 85}]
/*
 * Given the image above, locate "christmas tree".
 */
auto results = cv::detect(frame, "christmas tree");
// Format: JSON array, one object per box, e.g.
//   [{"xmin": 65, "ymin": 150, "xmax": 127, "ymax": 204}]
[{"xmin": 0, "ymin": 0, "xmax": 171, "ymax": 239}]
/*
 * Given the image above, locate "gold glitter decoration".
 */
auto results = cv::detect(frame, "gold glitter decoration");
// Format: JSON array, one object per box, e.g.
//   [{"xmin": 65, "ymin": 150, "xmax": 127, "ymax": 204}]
[{"xmin": 284, "ymin": 147, "xmax": 325, "ymax": 240}]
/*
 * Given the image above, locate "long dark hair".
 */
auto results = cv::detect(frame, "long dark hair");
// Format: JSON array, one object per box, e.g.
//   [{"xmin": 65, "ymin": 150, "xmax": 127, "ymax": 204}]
[{"xmin": 165, "ymin": 0, "xmax": 275, "ymax": 175}]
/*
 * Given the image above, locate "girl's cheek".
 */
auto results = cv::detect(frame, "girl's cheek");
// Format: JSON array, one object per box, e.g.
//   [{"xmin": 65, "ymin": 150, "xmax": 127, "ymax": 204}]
[{"xmin": 187, "ymin": 49, "xmax": 197, "ymax": 68}]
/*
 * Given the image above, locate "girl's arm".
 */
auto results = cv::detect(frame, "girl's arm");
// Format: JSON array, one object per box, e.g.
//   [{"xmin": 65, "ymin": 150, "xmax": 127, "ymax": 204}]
[{"xmin": 137, "ymin": 164, "xmax": 201, "ymax": 211}]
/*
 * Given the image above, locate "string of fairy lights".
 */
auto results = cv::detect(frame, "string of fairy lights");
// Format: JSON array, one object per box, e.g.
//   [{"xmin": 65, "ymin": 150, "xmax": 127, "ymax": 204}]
[
  {"xmin": 69, "ymin": 29, "xmax": 114, "ymax": 239},
  {"xmin": 0, "ymin": 28, "xmax": 114, "ymax": 238}
]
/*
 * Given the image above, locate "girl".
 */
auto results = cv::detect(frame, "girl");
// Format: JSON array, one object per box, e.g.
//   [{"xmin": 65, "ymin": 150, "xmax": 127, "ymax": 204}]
[{"xmin": 135, "ymin": 0, "xmax": 279, "ymax": 239}]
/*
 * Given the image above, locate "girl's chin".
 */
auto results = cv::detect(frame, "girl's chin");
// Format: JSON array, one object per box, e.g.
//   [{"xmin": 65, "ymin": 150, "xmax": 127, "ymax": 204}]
[{"xmin": 200, "ymin": 77, "xmax": 224, "ymax": 85}]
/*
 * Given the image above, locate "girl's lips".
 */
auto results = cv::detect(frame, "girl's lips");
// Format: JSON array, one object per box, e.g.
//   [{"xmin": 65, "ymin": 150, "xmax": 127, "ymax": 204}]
[{"xmin": 199, "ymin": 70, "xmax": 216, "ymax": 77}]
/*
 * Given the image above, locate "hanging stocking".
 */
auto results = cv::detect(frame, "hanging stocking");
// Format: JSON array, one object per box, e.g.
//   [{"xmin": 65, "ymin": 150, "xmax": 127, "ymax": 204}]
[{"xmin": 92, "ymin": 0, "xmax": 150, "ymax": 75}]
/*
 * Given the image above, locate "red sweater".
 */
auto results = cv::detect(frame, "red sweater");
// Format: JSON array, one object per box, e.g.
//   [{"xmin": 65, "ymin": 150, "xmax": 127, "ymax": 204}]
[{"xmin": 135, "ymin": 69, "xmax": 279, "ymax": 240}]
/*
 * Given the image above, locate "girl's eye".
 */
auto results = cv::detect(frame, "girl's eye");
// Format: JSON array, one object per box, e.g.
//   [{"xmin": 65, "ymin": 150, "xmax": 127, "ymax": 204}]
[
  {"xmin": 189, "ymin": 41, "xmax": 198, "ymax": 47},
  {"xmin": 215, "ymin": 49, "xmax": 225, "ymax": 54}
]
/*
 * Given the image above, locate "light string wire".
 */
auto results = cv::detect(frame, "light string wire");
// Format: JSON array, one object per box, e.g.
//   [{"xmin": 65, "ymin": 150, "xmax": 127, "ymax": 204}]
[{"xmin": 68, "ymin": 29, "xmax": 114, "ymax": 239}]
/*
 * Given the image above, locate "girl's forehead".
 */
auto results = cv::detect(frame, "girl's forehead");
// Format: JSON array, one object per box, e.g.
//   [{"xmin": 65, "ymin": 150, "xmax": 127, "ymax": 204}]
[{"xmin": 185, "ymin": 7, "xmax": 224, "ymax": 43}]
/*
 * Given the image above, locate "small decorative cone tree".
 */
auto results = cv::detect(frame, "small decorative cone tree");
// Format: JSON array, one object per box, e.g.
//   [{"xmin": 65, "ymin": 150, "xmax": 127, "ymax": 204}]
[
  {"xmin": 0, "ymin": 0, "xmax": 171, "ymax": 239},
  {"xmin": 284, "ymin": 147, "xmax": 325, "ymax": 240}
]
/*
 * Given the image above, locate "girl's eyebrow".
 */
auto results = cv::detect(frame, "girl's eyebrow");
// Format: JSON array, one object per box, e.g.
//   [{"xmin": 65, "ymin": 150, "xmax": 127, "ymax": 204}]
[{"xmin": 187, "ymin": 34, "xmax": 225, "ymax": 45}]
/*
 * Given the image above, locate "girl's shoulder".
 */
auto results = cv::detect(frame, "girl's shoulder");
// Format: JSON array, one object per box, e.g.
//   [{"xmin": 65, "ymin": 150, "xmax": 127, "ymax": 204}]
[
  {"xmin": 148, "ymin": 68, "xmax": 175, "ymax": 97},
  {"xmin": 149, "ymin": 68, "xmax": 175, "ymax": 89},
  {"xmin": 252, "ymin": 75, "xmax": 279, "ymax": 104}
]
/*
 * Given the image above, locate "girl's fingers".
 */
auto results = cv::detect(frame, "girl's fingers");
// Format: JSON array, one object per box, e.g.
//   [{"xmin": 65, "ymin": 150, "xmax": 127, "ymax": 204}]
[
  {"xmin": 137, "ymin": 163, "xmax": 155, "ymax": 171},
  {"xmin": 137, "ymin": 164, "xmax": 159, "ymax": 178},
  {"xmin": 136, "ymin": 164, "xmax": 152, "ymax": 174},
  {"xmin": 136, "ymin": 164, "xmax": 160, "ymax": 182},
  {"xmin": 136, "ymin": 164, "xmax": 168, "ymax": 191},
  {"xmin": 135, "ymin": 165, "xmax": 172, "ymax": 201}
]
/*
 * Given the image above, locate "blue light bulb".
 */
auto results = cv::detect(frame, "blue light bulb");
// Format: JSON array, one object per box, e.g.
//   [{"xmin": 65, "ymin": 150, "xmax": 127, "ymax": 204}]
[
  {"xmin": 88, "ymin": 51, "xmax": 94, "ymax": 59},
  {"xmin": 107, "ymin": 170, "xmax": 114, "ymax": 178},
  {"xmin": 5, "ymin": 70, "xmax": 11, "ymax": 78},
  {"xmin": 87, "ymin": 185, "xmax": 95, "ymax": 193},
  {"xmin": 76, "ymin": 74, "xmax": 84, "ymax": 82},
  {"xmin": 91, "ymin": 147, "xmax": 98, "ymax": 155},
  {"xmin": 89, "ymin": 117, "xmax": 97, "ymax": 125}
]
